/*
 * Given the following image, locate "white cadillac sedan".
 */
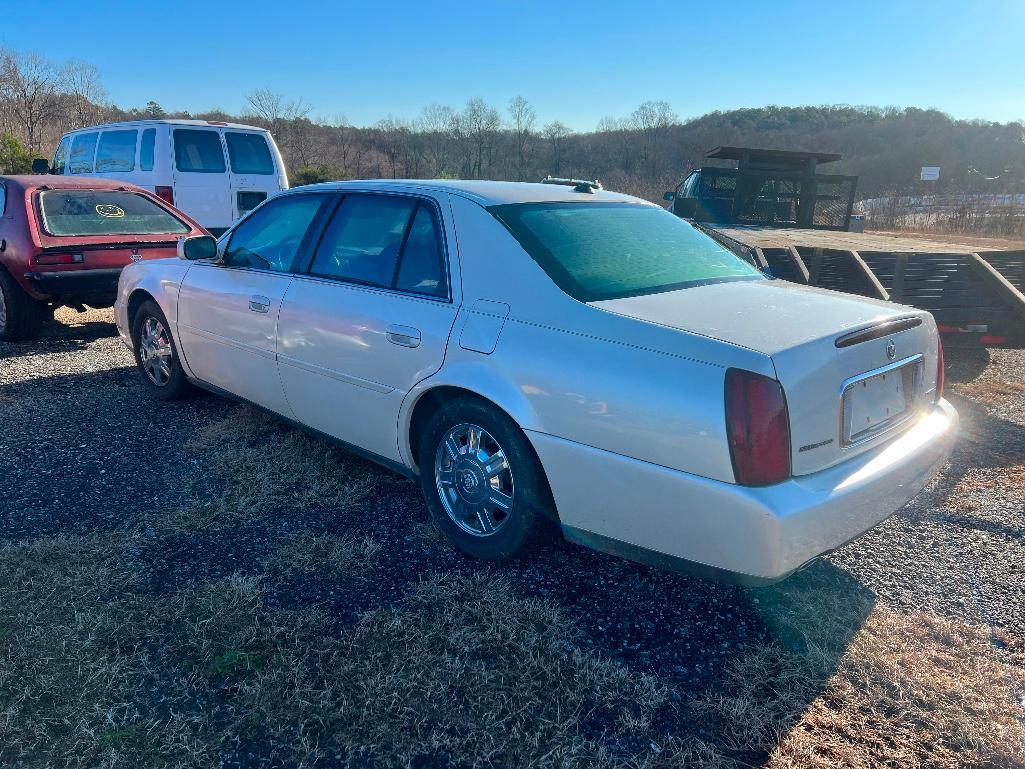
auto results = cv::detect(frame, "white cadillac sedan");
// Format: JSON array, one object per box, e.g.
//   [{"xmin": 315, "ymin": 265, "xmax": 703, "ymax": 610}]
[{"xmin": 114, "ymin": 180, "xmax": 957, "ymax": 584}]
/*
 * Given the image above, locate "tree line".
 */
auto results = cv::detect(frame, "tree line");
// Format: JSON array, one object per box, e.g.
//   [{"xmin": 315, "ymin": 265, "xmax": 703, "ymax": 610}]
[{"xmin": 2, "ymin": 47, "xmax": 1024, "ymax": 204}]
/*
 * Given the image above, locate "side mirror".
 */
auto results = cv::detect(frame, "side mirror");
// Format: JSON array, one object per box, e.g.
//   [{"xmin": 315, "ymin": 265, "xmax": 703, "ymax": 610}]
[
  {"xmin": 178, "ymin": 235, "xmax": 218, "ymax": 261},
  {"xmin": 31, "ymin": 158, "xmax": 51, "ymax": 174},
  {"xmin": 663, "ymin": 191, "xmax": 675, "ymax": 202}
]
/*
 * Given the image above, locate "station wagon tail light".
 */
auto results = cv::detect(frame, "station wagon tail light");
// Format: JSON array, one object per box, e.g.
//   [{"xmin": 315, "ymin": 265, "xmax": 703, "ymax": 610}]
[
  {"xmin": 725, "ymin": 368, "xmax": 791, "ymax": 486},
  {"xmin": 935, "ymin": 336, "xmax": 944, "ymax": 402},
  {"xmin": 155, "ymin": 186, "xmax": 174, "ymax": 206},
  {"xmin": 35, "ymin": 252, "xmax": 83, "ymax": 265}
]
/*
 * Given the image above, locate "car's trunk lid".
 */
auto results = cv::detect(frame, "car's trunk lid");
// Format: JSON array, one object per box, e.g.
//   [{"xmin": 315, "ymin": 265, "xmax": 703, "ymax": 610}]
[{"xmin": 592, "ymin": 280, "xmax": 940, "ymax": 476}]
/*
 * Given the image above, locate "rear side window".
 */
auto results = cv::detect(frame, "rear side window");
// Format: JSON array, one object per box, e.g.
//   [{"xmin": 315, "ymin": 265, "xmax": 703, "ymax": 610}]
[
  {"xmin": 52, "ymin": 136, "xmax": 71, "ymax": 174},
  {"xmin": 69, "ymin": 132, "xmax": 99, "ymax": 174},
  {"xmin": 309, "ymin": 194, "xmax": 448, "ymax": 298},
  {"xmin": 96, "ymin": 130, "xmax": 137, "ymax": 172},
  {"xmin": 173, "ymin": 129, "xmax": 225, "ymax": 173},
  {"xmin": 225, "ymin": 132, "xmax": 274, "ymax": 175},
  {"xmin": 38, "ymin": 190, "xmax": 190, "ymax": 236},
  {"xmin": 224, "ymin": 194, "xmax": 324, "ymax": 272},
  {"xmin": 0, "ymin": 184, "xmax": 6, "ymax": 216},
  {"xmin": 139, "ymin": 128, "xmax": 155, "ymax": 171},
  {"xmin": 489, "ymin": 202, "xmax": 763, "ymax": 302}
]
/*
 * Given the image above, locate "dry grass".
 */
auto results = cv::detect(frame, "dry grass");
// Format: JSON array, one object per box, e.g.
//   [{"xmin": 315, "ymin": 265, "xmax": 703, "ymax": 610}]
[
  {"xmin": 4, "ymin": 404, "xmax": 1023, "ymax": 767},
  {"xmin": 160, "ymin": 406, "xmax": 379, "ymax": 532}
]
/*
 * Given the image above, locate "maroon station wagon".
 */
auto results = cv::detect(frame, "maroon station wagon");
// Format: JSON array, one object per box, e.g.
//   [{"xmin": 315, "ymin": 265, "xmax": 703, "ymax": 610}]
[{"xmin": 0, "ymin": 175, "xmax": 206, "ymax": 341}]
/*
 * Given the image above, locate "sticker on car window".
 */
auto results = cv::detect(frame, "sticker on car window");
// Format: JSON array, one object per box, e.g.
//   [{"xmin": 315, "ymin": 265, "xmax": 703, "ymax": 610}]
[{"xmin": 95, "ymin": 203, "xmax": 125, "ymax": 218}]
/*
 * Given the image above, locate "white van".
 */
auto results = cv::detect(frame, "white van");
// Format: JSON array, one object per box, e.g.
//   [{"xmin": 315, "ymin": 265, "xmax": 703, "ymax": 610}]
[{"xmin": 48, "ymin": 120, "xmax": 288, "ymax": 235}]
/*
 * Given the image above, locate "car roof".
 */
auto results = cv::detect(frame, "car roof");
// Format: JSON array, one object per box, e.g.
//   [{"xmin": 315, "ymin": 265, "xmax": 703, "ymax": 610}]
[
  {"xmin": 64, "ymin": 119, "xmax": 269, "ymax": 132},
  {"xmin": 291, "ymin": 179, "xmax": 650, "ymax": 206},
  {"xmin": 0, "ymin": 175, "xmax": 153, "ymax": 193}
]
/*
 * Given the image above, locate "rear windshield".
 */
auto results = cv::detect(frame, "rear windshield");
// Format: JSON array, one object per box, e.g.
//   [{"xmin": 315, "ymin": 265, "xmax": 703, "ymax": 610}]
[
  {"xmin": 173, "ymin": 129, "xmax": 226, "ymax": 173},
  {"xmin": 225, "ymin": 132, "xmax": 274, "ymax": 174},
  {"xmin": 38, "ymin": 190, "xmax": 190, "ymax": 236},
  {"xmin": 488, "ymin": 202, "xmax": 764, "ymax": 301}
]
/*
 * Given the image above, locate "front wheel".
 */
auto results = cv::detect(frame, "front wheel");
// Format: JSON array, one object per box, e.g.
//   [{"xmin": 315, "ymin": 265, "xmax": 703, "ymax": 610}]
[
  {"xmin": 418, "ymin": 397, "xmax": 552, "ymax": 561},
  {"xmin": 132, "ymin": 300, "xmax": 192, "ymax": 400}
]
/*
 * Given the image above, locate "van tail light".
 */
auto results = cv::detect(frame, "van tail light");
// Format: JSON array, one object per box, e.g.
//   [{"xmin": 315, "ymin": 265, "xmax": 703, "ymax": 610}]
[
  {"xmin": 155, "ymin": 185, "xmax": 174, "ymax": 206},
  {"xmin": 35, "ymin": 252, "xmax": 83, "ymax": 265},
  {"xmin": 725, "ymin": 368, "xmax": 791, "ymax": 486},
  {"xmin": 935, "ymin": 336, "xmax": 945, "ymax": 402}
]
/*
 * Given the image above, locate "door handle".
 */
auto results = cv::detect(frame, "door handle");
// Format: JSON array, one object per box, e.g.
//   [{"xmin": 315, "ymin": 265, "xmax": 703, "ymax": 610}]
[
  {"xmin": 249, "ymin": 295, "xmax": 271, "ymax": 313},
  {"xmin": 386, "ymin": 324, "xmax": 421, "ymax": 348}
]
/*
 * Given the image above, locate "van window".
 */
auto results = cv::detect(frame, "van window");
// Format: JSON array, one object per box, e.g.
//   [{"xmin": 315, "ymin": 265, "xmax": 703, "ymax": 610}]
[
  {"xmin": 96, "ymin": 130, "xmax": 137, "ymax": 172},
  {"xmin": 38, "ymin": 190, "xmax": 190, "ymax": 236},
  {"xmin": 69, "ymin": 132, "xmax": 99, "ymax": 174},
  {"xmin": 173, "ymin": 129, "xmax": 226, "ymax": 173},
  {"xmin": 140, "ymin": 128, "xmax": 155, "ymax": 171},
  {"xmin": 52, "ymin": 136, "xmax": 71, "ymax": 174},
  {"xmin": 225, "ymin": 132, "xmax": 274, "ymax": 175}
]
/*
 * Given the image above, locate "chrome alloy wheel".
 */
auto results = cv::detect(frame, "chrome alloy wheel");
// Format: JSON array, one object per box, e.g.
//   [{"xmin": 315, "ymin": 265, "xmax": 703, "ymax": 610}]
[
  {"xmin": 435, "ymin": 422, "xmax": 515, "ymax": 537},
  {"xmin": 138, "ymin": 316, "xmax": 173, "ymax": 386}
]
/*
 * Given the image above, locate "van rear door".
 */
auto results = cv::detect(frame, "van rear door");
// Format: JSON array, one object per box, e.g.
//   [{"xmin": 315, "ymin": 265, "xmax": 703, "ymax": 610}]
[
  {"xmin": 224, "ymin": 130, "xmax": 286, "ymax": 222},
  {"xmin": 171, "ymin": 127, "xmax": 233, "ymax": 232}
]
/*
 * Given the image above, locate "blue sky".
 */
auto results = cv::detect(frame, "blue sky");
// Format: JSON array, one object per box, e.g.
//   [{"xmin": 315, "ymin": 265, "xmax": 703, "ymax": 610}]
[{"xmin": 2, "ymin": 0, "xmax": 1022, "ymax": 129}]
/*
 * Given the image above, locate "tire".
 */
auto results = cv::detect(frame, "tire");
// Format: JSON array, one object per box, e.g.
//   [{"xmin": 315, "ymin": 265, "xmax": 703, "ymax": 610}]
[
  {"xmin": 131, "ymin": 300, "xmax": 192, "ymax": 400},
  {"xmin": 0, "ymin": 268, "xmax": 44, "ymax": 341},
  {"xmin": 418, "ymin": 396, "xmax": 552, "ymax": 561}
]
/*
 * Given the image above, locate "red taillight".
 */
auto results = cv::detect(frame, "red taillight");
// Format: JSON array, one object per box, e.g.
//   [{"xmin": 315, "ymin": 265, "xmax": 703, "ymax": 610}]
[
  {"xmin": 35, "ymin": 252, "xmax": 83, "ymax": 265},
  {"xmin": 980, "ymin": 335, "xmax": 1006, "ymax": 346},
  {"xmin": 725, "ymin": 368, "xmax": 791, "ymax": 486},
  {"xmin": 155, "ymin": 185, "xmax": 174, "ymax": 205},
  {"xmin": 935, "ymin": 336, "xmax": 945, "ymax": 402}
]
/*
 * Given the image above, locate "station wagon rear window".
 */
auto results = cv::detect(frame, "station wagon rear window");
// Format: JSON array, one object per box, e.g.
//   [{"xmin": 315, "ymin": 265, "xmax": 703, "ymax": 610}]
[
  {"xmin": 38, "ymin": 190, "xmax": 190, "ymax": 236},
  {"xmin": 489, "ymin": 202, "xmax": 764, "ymax": 301},
  {"xmin": 225, "ymin": 132, "xmax": 274, "ymax": 174},
  {"xmin": 173, "ymin": 129, "xmax": 226, "ymax": 173}
]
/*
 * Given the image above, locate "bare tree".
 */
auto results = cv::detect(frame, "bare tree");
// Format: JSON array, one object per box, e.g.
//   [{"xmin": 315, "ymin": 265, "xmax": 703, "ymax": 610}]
[
  {"xmin": 61, "ymin": 59, "xmax": 108, "ymax": 129},
  {"xmin": 0, "ymin": 49, "xmax": 66, "ymax": 153},
  {"xmin": 508, "ymin": 95, "xmax": 536, "ymax": 180},
  {"xmin": 631, "ymin": 100, "xmax": 678, "ymax": 178},
  {"xmin": 244, "ymin": 88, "xmax": 314, "ymax": 170},
  {"xmin": 542, "ymin": 120, "xmax": 570, "ymax": 175},
  {"xmin": 458, "ymin": 98, "xmax": 501, "ymax": 178},
  {"xmin": 418, "ymin": 103, "xmax": 456, "ymax": 175}
]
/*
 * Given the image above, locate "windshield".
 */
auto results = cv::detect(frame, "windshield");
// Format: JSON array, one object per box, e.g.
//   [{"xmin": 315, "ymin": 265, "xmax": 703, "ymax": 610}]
[
  {"xmin": 38, "ymin": 190, "xmax": 191, "ymax": 237},
  {"xmin": 488, "ymin": 202, "xmax": 764, "ymax": 301}
]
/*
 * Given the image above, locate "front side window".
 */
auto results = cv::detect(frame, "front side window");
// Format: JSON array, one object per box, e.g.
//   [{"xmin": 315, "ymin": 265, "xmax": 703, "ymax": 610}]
[
  {"xmin": 223, "ymin": 194, "xmax": 324, "ymax": 272},
  {"xmin": 139, "ymin": 128, "xmax": 155, "ymax": 171},
  {"xmin": 225, "ymin": 132, "xmax": 274, "ymax": 175},
  {"xmin": 308, "ymin": 194, "xmax": 448, "ymax": 298},
  {"xmin": 96, "ymin": 130, "xmax": 137, "ymax": 172},
  {"xmin": 173, "ymin": 129, "xmax": 226, "ymax": 173},
  {"xmin": 52, "ymin": 136, "xmax": 71, "ymax": 174},
  {"xmin": 69, "ymin": 132, "xmax": 98, "ymax": 174},
  {"xmin": 37, "ymin": 190, "xmax": 190, "ymax": 236},
  {"xmin": 489, "ymin": 202, "xmax": 764, "ymax": 302}
]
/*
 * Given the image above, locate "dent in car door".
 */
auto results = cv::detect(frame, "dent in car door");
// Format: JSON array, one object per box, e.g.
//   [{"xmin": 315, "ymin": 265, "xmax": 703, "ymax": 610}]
[{"xmin": 276, "ymin": 193, "xmax": 459, "ymax": 462}]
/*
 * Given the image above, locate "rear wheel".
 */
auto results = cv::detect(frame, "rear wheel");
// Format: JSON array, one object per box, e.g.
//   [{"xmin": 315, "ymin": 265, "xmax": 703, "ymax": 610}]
[
  {"xmin": 132, "ymin": 300, "xmax": 191, "ymax": 400},
  {"xmin": 419, "ymin": 397, "xmax": 551, "ymax": 561},
  {"xmin": 0, "ymin": 269, "xmax": 44, "ymax": 341}
]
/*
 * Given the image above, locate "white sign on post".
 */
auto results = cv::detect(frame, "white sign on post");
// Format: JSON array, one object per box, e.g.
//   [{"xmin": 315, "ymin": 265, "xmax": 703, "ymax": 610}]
[{"xmin": 920, "ymin": 166, "xmax": 940, "ymax": 181}]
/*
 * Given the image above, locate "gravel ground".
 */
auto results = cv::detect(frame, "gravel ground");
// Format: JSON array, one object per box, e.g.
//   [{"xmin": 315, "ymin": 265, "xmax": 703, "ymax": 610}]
[{"xmin": 2, "ymin": 307, "xmax": 1023, "ymax": 767}]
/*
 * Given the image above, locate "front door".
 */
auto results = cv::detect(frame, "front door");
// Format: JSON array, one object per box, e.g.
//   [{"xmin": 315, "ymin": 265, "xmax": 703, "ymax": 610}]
[
  {"xmin": 276, "ymin": 192, "xmax": 459, "ymax": 462},
  {"xmin": 177, "ymin": 192, "xmax": 329, "ymax": 415}
]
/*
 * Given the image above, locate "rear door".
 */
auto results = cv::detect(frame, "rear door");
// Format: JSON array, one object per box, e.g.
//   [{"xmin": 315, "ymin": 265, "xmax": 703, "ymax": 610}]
[
  {"xmin": 276, "ymin": 192, "xmax": 459, "ymax": 462},
  {"xmin": 176, "ymin": 192, "xmax": 329, "ymax": 415},
  {"xmin": 224, "ymin": 130, "xmax": 282, "ymax": 221},
  {"xmin": 171, "ymin": 127, "xmax": 233, "ymax": 231}
]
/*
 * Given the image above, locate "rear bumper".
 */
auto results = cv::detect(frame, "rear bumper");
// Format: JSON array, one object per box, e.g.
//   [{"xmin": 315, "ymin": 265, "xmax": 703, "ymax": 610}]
[
  {"xmin": 528, "ymin": 399, "xmax": 958, "ymax": 584},
  {"xmin": 24, "ymin": 268, "xmax": 122, "ymax": 298}
]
